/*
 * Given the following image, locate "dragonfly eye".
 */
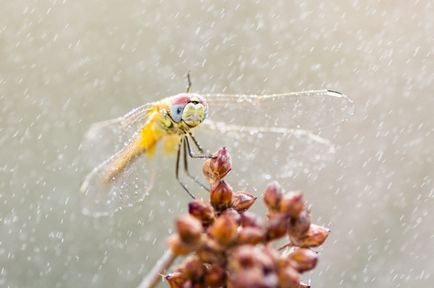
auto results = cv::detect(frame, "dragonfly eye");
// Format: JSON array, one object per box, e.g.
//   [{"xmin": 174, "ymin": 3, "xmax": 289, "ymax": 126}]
[{"xmin": 170, "ymin": 104, "xmax": 184, "ymax": 122}]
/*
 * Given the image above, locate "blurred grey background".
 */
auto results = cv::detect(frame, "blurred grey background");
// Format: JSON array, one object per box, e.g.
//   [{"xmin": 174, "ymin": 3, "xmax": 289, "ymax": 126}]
[{"xmin": 0, "ymin": 1, "xmax": 433, "ymax": 287}]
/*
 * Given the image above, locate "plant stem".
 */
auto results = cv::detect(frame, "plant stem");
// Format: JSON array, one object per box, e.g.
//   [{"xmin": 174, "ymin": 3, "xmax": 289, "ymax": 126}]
[{"xmin": 137, "ymin": 250, "xmax": 177, "ymax": 288}]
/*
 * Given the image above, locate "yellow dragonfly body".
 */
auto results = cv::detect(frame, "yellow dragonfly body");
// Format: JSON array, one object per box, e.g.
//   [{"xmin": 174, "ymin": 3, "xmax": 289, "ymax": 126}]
[
  {"xmin": 80, "ymin": 89, "xmax": 353, "ymax": 216},
  {"xmin": 98, "ymin": 94, "xmax": 207, "ymax": 182},
  {"xmin": 80, "ymin": 93, "xmax": 209, "ymax": 215}
]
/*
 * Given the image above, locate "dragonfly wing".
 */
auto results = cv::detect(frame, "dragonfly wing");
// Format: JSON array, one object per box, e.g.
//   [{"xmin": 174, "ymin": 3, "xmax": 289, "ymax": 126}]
[
  {"xmin": 80, "ymin": 141, "xmax": 155, "ymax": 217},
  {"xmin": 80, "ymin": 103, "xmax": 154, "ymax": 168},
  {"xmin": 79, "ymin": 102, "xmax": 157, "ymax": 216},
  {"xmin": 196, "ymin": 119, "xmax": 335, "ymax": 185},
  {"xmin": 203, "ymin": 90, "xmax": 354, "ymax": 131}
]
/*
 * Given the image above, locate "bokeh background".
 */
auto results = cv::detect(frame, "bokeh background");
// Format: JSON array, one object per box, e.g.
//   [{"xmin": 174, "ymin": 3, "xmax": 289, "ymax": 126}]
[{"xmin": 1, "ymin": 1, "xmax": 433, "ymax": 287}]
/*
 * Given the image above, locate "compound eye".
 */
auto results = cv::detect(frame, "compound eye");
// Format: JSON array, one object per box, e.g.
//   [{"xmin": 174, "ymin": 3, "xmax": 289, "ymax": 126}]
[{"xmin": 170, "ymin": 104, "xmax": 184, "ymax": 122}]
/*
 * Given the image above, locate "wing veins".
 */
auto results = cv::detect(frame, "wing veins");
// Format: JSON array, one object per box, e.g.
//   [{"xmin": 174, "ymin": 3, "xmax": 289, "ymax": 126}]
[
  {"xmin": 203, "ymin": 89, "xmax": 349, "ymax": 103},
  {"xmin": 202, "ymin": 119, "xmax": 332, "ymax": 146}
]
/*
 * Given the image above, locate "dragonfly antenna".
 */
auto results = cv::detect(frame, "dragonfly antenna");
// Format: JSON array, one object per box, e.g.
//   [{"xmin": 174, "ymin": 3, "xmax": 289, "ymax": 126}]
[{"xmin": 186, "ymin": 71, "xmax": 192, "ymax": 93}]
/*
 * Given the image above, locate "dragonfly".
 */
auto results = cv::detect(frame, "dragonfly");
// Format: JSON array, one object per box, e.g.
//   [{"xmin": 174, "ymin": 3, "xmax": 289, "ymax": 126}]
[{"xmin": 80, "ymin": 77, "xmax": 353, "ymax": 217}]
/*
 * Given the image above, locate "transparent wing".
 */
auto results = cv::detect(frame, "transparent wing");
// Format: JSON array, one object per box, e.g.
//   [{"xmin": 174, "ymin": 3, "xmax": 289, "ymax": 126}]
[
  {"xmin": 79, "ymin": 103, "xmax": 156, "ymax": 217},
  {"xmin": 80, "ymin": 142, "xmax": 155, "ymax": 217},
  {"xmin": 195, "ymin": 119, "xmax": 336, "ymax": 187},
  {"xmin": 79, "ymin": 103, "xmax": 155, "ymax": 168},
  {"xmin": 204, "ymin": 90, "xmax": 354, "ymax": 131}
]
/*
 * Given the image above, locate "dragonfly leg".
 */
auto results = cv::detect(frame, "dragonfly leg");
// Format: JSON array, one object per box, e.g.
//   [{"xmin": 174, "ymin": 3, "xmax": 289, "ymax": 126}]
[
  {"xmin": 182, "ymin": 138, "xmax": 209, "ymax": 192},
  {"xmin": 176, "ymin": 138, "xmax": 196, "ymax": 199},
  {"xmin": 187, "ymin": 132, "xmax": 205, "ymax": 154},
  {"xmin": 186, "ymin": 133, "xmax": 213, "ymax": 158}
]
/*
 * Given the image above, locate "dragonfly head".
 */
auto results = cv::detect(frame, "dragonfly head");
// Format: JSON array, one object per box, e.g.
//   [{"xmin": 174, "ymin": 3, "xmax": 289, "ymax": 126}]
[{"xmin": 170, "ymin": 93, "xmax": 208, "ymax": 128}]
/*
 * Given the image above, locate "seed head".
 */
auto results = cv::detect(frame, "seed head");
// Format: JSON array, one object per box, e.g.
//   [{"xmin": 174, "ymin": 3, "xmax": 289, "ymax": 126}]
[
  {"xmin": 210, "ymin": 180, "xmax": 233, "ymax": 211},
  {"xmin": 180, "ymin": 256, "xmax": 205, "ymax": 280},
  {"xmin": 288, "ymin": 209, "xmax": 311, "ymax": 238},
  {"xmin": 291, "ymin": 224, "xmax": 330, "ymax": 248},
  {"xmin": 164, "ymin": 148, "xmax": 330, "ymax": 288},
  {"xmin": 263, "ymin": 181, "xmax": 283, "ymax": 211},
  {"xmin": 286, "ymin": 248, "xmax": 318, "ymax": 273},
  {"xmin": 229, "ymin": 245, "xmax": 259, "ymax": 271},
  {"xmin": 266, "ymin": 213, "xmax": 289, "ymax": 241},
  {"xmin": 277, "ymin": 266, "xmax": 301, "ymax": 288},
  {"xmin": 167, "ymin": 234, "xmax": 196, "ymax": 256},
  {"xmin": 221, "ymin": 208, "xmax": 241, "ymax": 224},
  {"xmin": 228, "ymin": 267, "xmax": 268, "ymax": 288},
  {"xmin": 165, "ymin": 271, "xmax": 187, "ymax": 288},
  {"xmin": 232, "ymin": 191, "xmax": 257, "ymax": 212},
  {"xmin": 240, "ymin": 211, "xmax": 264, "ymax": 228},
  {"xmin": 203, "ymin": 147, "xmax": 232, "ymax": 184},
  {"xmin": 196, "ymin": 239, "xmax": 225, "ymax": 264},
  {"xmin": 188, "ymin": 199, "xmax": 215, "ymax": 225},
  {"xmin": 176, "ymin": 214, "xmax": 204, "ymax": 245},
  {"xmin": 204, "ymin": 264, "xmax": 226, "ymax": 288},
  {"xmin": 229, "ymin": 245, "xmax": 276, "ymax": 284},
  {"xmin": 237, "ymin": 227, "xmax": 266, "ymax": 245},
  {"xmin": 279, "ymin": 192, "xmax": 304, "ymax": 218},
  {"xmin": 208, "ymin": 213, "xmax": 238, "ymax": 247}
]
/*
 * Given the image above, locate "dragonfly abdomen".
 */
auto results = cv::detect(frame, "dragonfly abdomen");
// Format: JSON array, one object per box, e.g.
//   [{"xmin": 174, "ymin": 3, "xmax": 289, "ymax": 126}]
[
  {"xmin": 103, "ymin": 111, "xmax": 165, "ymax": 183},
  {"xmin": 103, "ymin": 141, "xmax": 145, "ymax": 183}
]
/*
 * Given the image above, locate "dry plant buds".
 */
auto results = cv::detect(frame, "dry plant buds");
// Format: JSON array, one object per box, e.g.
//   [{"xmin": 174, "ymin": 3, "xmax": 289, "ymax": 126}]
[{"xmin": 163, "ymin": 147, "xmax": 329, "ymax": 288}]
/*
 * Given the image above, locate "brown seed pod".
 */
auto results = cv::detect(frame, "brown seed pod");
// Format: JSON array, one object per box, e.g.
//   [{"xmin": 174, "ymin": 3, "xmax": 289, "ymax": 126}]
[
  {"xmin": 263, "ymin": 181, "xmax": 283, "ymax": 211},
  {"xmin": 165, "ymin": 271, "xmax": 187, "ymax": 288},
  {"xmin": 266, "ymin": 213, "xmax": 289, "ymax": 241},
  {"xmin": 188, "ymin": 199, "xmax": 215, "ymax": 225},
  {"xmin": 210, "ymin": 180, "xmax": 233, "ymax": 211},
  {"xmin": 291, "ymin": 224, "xmax": 330, "ymax": 248},
  {"xmin": 228, "ymin": 267, "xmax": 268, "ymax": 288},
  {"xmin": 237, "ymin": 227, "xmax": 266, "ymax": 245},
  {"xmin": 167, "ymin": 235, "xmax": 196, "ymax": 256},
  {"xmin": 240, "ymin": 211, "xmax": 264, "ymax": 228},
  {"xmin": 279, "ymin": 192, "xmax": 304, "ymax": 218},
  {"xmin": 176, "ymin": 214, "xmax": 204, "ymax": 245},
  {"xmin": 196, "ymin": 238, "xmax": 226, "ymax": 265},
  {"xmin": 286, "ymin": 248, "xmax": 318, "ymax": 273},
  {"xmin": 228, "ymin": 245, "xmax": 259, "ymax": 271},
  {"xmin": 219, "ymin": 208, "xmax": 242, "ymax": 228},
  {"xmin": 179, "ymin": 256, "xmax": 205, "ymax": 281},
  {"xmin": 231, "ymin": 191, "xmax": 257, "ymax": 213},
  {"xmin": 203, "ymin": 147, "xmax": 232, "ymax": 184},
  {"xmin": 288, "ymin": 209, "xmax": 311, "ymax": 238},
  {"xmin": 229, "ymin": 245, "xmax": 275, "ymax": 273},
  {"xmin": 204, "ymin": 264, "xmax": 226, "ymax": 288},
  {"xmin": 208, "ymin": 213, "xmax": 238, "ymax": 247},
  {"xmin": 278, "ymin": 266, "xmax": 301, "ymax": 288}
]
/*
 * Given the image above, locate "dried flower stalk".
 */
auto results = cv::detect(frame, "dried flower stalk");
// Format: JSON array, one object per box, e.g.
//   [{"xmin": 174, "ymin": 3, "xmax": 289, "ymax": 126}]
[{"xmin": 140, "ymin": 147, "xmax": 330, "ymax": 288}]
